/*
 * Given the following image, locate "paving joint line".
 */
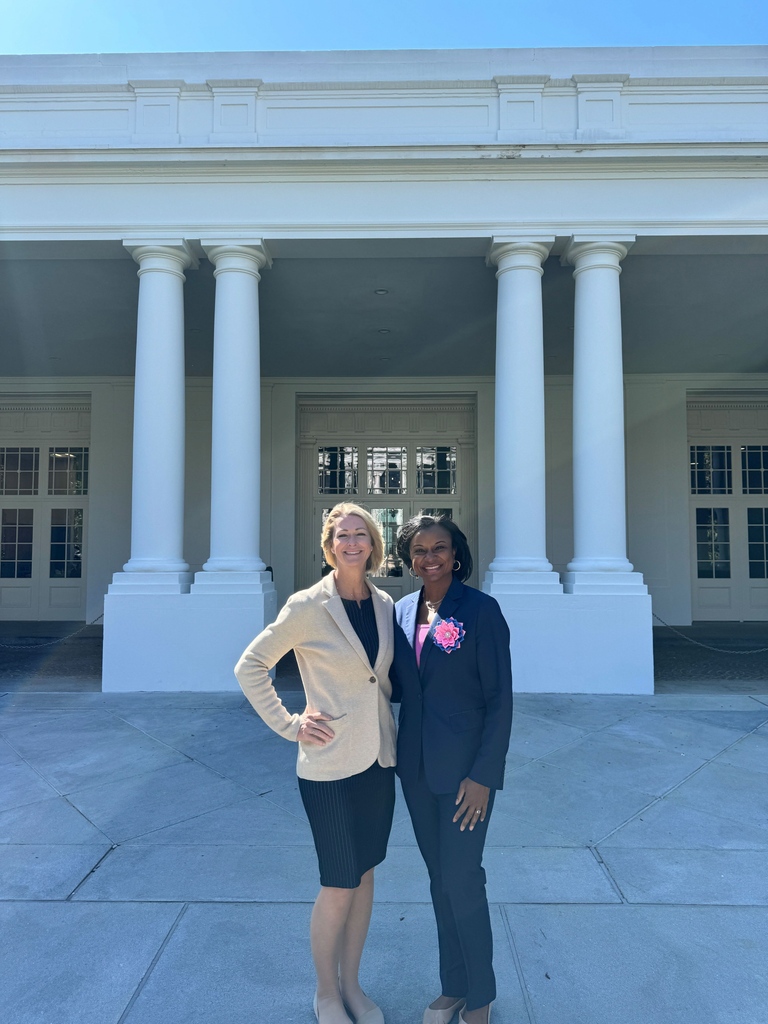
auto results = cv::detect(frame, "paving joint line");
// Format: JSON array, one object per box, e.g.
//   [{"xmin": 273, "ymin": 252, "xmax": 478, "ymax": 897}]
[
  {"xmin": 103, "ymin": 708, "xmax": 292, "ymax": 796},
  {"xmin": 0, "ymin": 732, "xmax": 71, "ymax": 801},
  {"xmin": 588, "ymin": 845, "xmax": 628, "ymax": 903},
  {"xmin": 61, "ymin": 756, "xmax": 237, "ymax": 802},
  {"xmin": 260, "ymin": 792, "xmax": 314, "ymax": 825},
  {"xmin": 92, "ymin": 709, "xmax": 211, "ymax": 761},
  {"xmin": 592, "ymin": 718, "xmax": 768, "ymax": 845},
  {"xmin": 58, "ymin": 793, "xmax": 113, "ymax": 843},
  {"xmin": 65, "ymin": 843, "xmax": 118, "ymax": 900},
  {"xmin": 116, "ymin": 794, "xmax": 261, "ymax": 843},
  {"xmin": 499, "ymin": 904, "xmax": 538, "ymax": 1024},
  {"xmin": 115, "ymin": 903, "xmax": 189, "ymax": 1024}
]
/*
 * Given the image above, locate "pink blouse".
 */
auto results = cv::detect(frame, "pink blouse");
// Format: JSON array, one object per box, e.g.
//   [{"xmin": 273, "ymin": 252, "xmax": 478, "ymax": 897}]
[{"xmin": 415, "ymin": 623, "xmax": 431, "ymax": 666}]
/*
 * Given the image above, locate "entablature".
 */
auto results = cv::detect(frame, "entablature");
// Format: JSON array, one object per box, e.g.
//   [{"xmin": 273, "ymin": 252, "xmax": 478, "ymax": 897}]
[{"xmin": 0, "ymin": 71, "xmax": 766, "ymax": 152}]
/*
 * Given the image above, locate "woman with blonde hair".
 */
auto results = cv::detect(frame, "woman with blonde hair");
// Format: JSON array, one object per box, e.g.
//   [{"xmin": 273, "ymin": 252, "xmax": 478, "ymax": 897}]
[{"xmin": 236, "ymin": 502, "xmax": 396, "ymax": 1024}]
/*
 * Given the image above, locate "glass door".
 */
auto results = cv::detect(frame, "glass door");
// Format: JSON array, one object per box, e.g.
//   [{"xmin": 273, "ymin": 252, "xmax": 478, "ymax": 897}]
[
  {"xmin": 689, "ymin": 443, "xmax": 768, "ymax": 620},
  {"xmin": 0, "ymin": 445, "xmax": 88, "ymax": 620},
  {"xmin": 304, "ymin": 439, "xmax": 467, "ymax": 593},
  {"xmin": 314, "ymin": 503, "xmax": 458, "ymax": 602}
]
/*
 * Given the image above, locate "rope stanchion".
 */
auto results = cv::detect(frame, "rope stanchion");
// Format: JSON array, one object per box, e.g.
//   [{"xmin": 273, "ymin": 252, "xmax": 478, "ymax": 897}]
[
  {"xmin": 653, "ymin": 612, "xmax": 768, "ymax": 655},
  {"xmin": 0, "ymin": 614, "xmax": 104, "ymax": 651}
]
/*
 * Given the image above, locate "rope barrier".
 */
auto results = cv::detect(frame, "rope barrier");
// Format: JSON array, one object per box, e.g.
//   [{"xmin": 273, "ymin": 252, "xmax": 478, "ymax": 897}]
[
  {"xmin": 3, "ymin": 609, "xmax": 768, "ymax": 657},
  {"xmin": 0, "ymin": 614, "xmax": 104, "ymax": 650},
  {"xmin": 652, "ymin": 612, "xmax": 768, "ymax": 655}
]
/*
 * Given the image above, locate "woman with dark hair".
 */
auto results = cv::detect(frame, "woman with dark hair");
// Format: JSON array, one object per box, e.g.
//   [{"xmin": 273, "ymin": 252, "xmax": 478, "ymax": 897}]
[{"xmin": 391, "ymin": 514, "xmax": 513, "ymax": 1024}]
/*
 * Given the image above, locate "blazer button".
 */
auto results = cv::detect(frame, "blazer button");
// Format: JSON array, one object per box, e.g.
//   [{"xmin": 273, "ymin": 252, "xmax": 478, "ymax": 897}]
[{"xmin": 369, "ymin": 676, "xmax": 376, "ymax": 683}]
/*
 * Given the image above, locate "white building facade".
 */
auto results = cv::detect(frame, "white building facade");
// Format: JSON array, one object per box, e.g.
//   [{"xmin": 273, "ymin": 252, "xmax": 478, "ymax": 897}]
[{"xmin": 0, "ymin": 46, "xmax": 766, "ymax": 692}]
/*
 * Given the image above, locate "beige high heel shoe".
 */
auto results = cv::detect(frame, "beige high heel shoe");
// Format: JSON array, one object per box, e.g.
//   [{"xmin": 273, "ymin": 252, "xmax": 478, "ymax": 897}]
[
  {"xmin": 458, "ymin": 1003, "xmax": 492, "ymax": 1024},
  {"xmin": 353, "ymin": 1008, "xmax": 385, "ymax": 1024},
  {"xmin": 314, "ymin": 993, "xmax": 354, "ymax": 1024},
  {"xmin": 339, "ymin": 990, "xmax": 385, "ymax": 1024},
  {"xmin": 422, "ymin": 998, "xmax": 466, "ymax": 1024}
]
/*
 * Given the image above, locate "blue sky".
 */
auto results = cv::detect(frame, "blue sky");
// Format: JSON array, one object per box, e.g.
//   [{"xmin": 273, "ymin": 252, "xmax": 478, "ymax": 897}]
[{"xmin": 1, "ymin": 0, "xmax": 766, "ymax": 54}]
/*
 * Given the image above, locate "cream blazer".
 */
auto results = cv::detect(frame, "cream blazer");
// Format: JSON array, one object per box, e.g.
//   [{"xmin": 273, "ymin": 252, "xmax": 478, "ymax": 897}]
[{"xmin": 235, "ymin": 573, "xmax": 396, "ymax": 782}]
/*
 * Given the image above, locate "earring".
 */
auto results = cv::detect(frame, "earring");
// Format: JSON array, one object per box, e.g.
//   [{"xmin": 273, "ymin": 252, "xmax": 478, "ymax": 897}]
[
  {"xmin": 453, "ymin": 560, "xmax": 461, "ymax": 572},
  {"xmin": 409, "ymin": 567, "xmax": 420, "ymax": 578}
]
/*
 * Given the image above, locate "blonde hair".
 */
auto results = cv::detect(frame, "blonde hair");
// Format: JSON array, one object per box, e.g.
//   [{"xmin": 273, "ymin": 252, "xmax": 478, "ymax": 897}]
[{"xmin": 321, "ymin": 503, "xmax": 385, "ymax": 574}]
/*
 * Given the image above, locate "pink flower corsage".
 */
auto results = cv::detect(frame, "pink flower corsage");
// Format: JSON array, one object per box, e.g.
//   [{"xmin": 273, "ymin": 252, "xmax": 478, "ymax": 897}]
[{"xmin": 433, "ymin": 617, "xmax": 466, "ymax": 654}]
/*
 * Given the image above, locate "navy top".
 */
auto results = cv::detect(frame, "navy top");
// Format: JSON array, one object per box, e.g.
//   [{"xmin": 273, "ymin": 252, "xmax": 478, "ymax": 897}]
[{"xmin": 342, "ymin": 596, "xmax": 380, "ymax": 668}]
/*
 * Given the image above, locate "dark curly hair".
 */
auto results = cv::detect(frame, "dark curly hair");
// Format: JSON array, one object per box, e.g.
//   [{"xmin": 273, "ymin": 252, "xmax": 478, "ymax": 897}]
[{"xmin": 396, "ymin": 513, "xmax": 473, "ymax": 583}]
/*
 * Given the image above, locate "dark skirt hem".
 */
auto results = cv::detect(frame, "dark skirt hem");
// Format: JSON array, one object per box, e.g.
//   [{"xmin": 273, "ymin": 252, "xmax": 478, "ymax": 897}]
[{"xmin": 299, "ymin": 759, "xmax": 395, "ymax": 889}]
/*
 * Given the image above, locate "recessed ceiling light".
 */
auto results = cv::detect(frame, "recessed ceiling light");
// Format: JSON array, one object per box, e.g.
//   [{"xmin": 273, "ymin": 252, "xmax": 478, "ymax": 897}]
[
  {"xmin": 374, "ymin": 289, "xmax": 389, "ymax": 295},
  {"xmin": 378, "ymin": 328, "xmax": 391, "ymax": 334}
]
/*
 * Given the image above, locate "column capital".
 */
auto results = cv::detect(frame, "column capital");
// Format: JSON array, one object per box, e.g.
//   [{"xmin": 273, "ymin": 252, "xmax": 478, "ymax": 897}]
[
  {"xmin": 122, "ymin": 239, "xmax": 198, "ymax": 273},
  {"xmin": 487, "ymin": 237, "xmax": 554, "ymax": 272},
  {"xmin": 561, "ymin": 236, "xmax": 635, "ymax": 269},
  {"xmin": 201, "ymin": 240, "xmax": 272, "ymax": 274}
]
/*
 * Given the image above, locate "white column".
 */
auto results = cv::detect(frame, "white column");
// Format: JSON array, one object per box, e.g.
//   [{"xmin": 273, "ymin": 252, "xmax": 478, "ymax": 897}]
[
  {"xmin": 192, "ymin": 241, "xmax": 276, "ymax": 595},
  {"xmin": 484, "ymin": 238, "xmax": 562, "ymax": 595},
  {"xmin": 562, "ymin": 238, "xmax": 646, "ymax": 595},
  {"xmin": 110, "ymin": 241, "xmax": 195, "ymax": 594}
]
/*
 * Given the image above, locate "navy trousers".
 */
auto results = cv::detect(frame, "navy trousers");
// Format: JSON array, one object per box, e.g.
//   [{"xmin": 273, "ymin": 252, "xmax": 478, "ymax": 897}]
[{"xmin": 401, "ymin": 769, "xmax": 496, "ymax": 1011}]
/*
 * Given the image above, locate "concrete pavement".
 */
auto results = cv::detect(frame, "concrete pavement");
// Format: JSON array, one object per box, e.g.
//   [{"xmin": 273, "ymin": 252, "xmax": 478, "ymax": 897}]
[{"xmin": 1, "ymin": 687, "xmax": 767, "ymax": 1024}]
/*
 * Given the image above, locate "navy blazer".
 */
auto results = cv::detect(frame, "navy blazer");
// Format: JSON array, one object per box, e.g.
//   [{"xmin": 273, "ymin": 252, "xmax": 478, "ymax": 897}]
[{"xmin": 391, "ymin": 578, "xmax": 513, "ymax": 794}]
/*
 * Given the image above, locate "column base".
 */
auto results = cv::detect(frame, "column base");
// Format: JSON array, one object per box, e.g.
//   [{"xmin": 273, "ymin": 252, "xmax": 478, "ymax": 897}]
[
  {"xmin": 102, "ymin": 585, "xmax": 279, "ymax": 692},
  {"xmin": 483, "ymin": 570, "xmax": 564, "ymax": 595},
  {"xmin": 123, "ymin": 558, "xmax": 190, "ymax": 573},
  {"xmin": 562, "ymin": 571, "xmax": 648, "ymax": 595},
  {"xmin": 201, "ymin": 558, "xmax": 267, "ymax": 573},
  {"xmin": 108, "ymin": 572, "xmax": 193, "ymax": 595},
  {"xmin": 490, "ymin": 591, "xmax": 653, "ymax": 693},
  {"xmin": 190, "ymin": 571, "xmax": 276, "ymax": 595}
]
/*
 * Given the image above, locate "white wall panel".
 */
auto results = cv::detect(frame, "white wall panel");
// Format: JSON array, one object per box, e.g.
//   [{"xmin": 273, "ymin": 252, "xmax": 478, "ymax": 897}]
[
  {"xmin": 625, "ymin": 379, "xmax": 692, "ymax": 625},
  {"xmin": 86, "ymin": 382, "xmax": 132, "ymax": 622},
  {"xmin": 544, "ymin": 380, "xmax": 574, "ymax": 576}
]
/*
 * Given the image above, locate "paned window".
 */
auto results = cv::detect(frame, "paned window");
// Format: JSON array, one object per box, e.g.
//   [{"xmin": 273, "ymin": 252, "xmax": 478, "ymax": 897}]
[
  {"xmin": 369, "ymin": 508, "xmax": 404, "ymax": 578},
  {"xmin": 420, "ymin": 507, "xmax": 453, "ymax": 521},
  {"xmin": 0, "ymin": 448, "xmax": 39, "ymax": 496},
  {"xmin": 49, "ymin": 508, "xmax": 83, "ymax": 579},
  {"xmin": 690, "ymin": 445, "xmax": 732, "ymax": 494},
  {"xmin": 747, "ymin": 508, "xmax": 768, "ymax": 579},
  {"xmin": 695, "ymin": 507, "xmax": 730, "ymax": 579},
  {"xmin": 48, "ymin": 447, "xmax": 89, "ymax": 495},
  {"xmin": 0, "ymin": 508, "xmax": 33, "ymax": 578},
  {"xmin": 317, "ymin": 446, "xmax": 358, "ymax": 494},
  {"xmin": 741, "ymin": 446, "xmax": 768, "ymax": 494},
  {"xmin": 367, "ymin": 447, "xmax": 407, "ymax": 495},
  {"xmin": 416, "ymin": 446, "xmax": 457, "ymax": 495},
  {"xmin": 320, "ymin": 505, "xmax": 391, "ymax": 576}
]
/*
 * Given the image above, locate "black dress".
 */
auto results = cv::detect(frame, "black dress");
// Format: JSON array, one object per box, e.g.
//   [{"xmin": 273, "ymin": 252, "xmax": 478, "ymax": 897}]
[{"xmin": 297, "ymin": 596, "xmax": 396, "ymax": 888}]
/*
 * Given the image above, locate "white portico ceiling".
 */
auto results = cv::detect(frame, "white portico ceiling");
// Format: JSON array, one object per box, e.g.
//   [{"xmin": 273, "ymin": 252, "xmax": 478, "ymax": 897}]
[{"xmin": 0, "ymin": 243, "xmax": 767, "ymax": 379}]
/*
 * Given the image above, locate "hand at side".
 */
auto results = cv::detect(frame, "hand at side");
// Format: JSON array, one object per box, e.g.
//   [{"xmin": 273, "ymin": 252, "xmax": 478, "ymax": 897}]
[{"xmin": 452, "ymin": 777, "xmax": 490, "ymax": 831}]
